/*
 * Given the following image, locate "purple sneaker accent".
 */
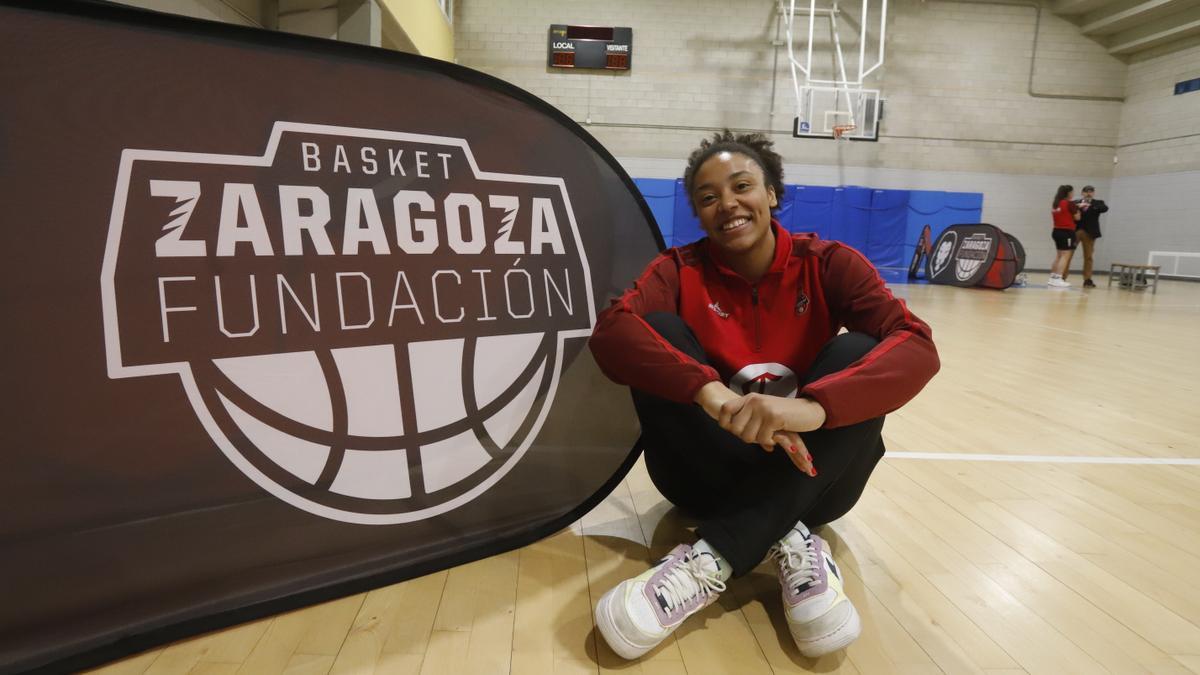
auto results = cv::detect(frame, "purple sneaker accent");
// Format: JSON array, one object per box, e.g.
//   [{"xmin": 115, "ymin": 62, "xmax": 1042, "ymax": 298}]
[
  {"xmin": 643, "ymin": 544, "xmax": 720, "ymax": 626},
  {"xmin": 776, "ymin": 531, "xmax": 830, "ymax": 607},
  {"xmin": 594, "ymin": 542, "xmax": 727, "ymax": 660},
  {"xmin": 772, "ymin": 526, "xmax": 862, "ymax": 656},
  {"xmin": 787, "ymin": 535, "xmax": 825, "ymax": 605}
]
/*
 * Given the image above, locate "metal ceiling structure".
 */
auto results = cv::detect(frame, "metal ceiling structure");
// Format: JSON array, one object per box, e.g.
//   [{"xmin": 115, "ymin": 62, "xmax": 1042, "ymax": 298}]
[{"xmin": 1051, "ymin": 0, "xmax": 1200, "ymax": 57}]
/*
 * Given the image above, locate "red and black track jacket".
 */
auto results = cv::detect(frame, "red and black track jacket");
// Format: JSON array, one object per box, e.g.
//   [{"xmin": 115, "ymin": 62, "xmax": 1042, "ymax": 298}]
[{"xmin": 589, "ymin": 222, "xmax": 939, "ymax": 429}]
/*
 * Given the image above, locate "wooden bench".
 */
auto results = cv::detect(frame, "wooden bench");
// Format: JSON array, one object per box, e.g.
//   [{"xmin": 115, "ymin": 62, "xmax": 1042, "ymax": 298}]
[{"xmin": 1108, "ymin": 262, "xmax": 1161, "ymax": 294}]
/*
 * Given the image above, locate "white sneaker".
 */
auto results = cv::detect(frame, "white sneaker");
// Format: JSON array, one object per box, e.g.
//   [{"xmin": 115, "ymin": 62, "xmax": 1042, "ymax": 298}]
[
  {"xmin": 1048, "ymin": 277, "xmax": 1071, "ymax": 288},
  {"xmin": 771, "ymin": 525, "xmax": 861, "ymax": 657},
  {"xmin": 594, "ymin": 543, "xmax": 726, "ymax": 659}
]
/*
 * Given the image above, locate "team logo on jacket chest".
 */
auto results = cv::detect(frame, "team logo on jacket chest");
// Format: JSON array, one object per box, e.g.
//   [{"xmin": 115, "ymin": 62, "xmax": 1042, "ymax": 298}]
[
  {"xmin": 729, "ymin": 363, "xmax": 798, "ymax": 398},
  {"xmin": 794, "ymin": 291, "xmax": 809, "ymax": 315}
]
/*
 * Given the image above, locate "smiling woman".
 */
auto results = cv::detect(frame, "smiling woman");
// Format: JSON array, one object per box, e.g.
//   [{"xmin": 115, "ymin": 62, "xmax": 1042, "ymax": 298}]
[
  {"xmin": 684, "ymin": 133, "xmax": 786, "ymax": 281},
  {"xmin": 587, "ymin": 130, "xmax": 941, "ymax": 661},
  {"xmin": 689, "ymin": 153, "xmax": 777, "ymax": 279}
]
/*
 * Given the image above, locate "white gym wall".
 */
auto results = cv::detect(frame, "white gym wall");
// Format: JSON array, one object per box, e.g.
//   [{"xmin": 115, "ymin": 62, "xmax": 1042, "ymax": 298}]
[
  {"xmin": 112, "ymin": 0, "xmax": 1200, "ymax": 273},
  {"xmin": 454, "ymin": 0, "xmax": 1196, "ymax": 274}
]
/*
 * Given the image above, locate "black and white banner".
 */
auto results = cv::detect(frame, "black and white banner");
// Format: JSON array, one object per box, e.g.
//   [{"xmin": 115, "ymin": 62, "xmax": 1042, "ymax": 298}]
[
  {"xmin": 0, "ymin": 2, "xmax": 659, "ymax": 672},
  {"xmin": 926, "ymin": 223, "xmax": 1021, "ymax": 290}
]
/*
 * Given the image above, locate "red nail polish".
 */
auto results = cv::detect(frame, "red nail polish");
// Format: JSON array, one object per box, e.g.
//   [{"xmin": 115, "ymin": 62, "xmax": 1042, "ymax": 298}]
[
  {"xmin": 810, "ymin": 467, "xmax": 818, "ymax": 477},
  {"xmin": 788, "ymin": 445, "xmax": 799, "ymax": 454},
  {"xmin": 806, "ymin": 453, "xmax": 813, "ymax": 462}
]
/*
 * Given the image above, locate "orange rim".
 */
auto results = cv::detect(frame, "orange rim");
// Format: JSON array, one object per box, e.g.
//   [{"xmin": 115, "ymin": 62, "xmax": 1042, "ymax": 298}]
[{"xmin": 832, "ymin": 124, "xmax": 857, "ymax": 139}]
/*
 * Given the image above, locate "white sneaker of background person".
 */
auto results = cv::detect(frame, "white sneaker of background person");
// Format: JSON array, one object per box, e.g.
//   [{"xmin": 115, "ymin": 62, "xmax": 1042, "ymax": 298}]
[
  {"xmin": 771, "ymin": 523, "xmax": 862, "ymax": 657},
  {"xmin": 594, "ymin": 541, "xmax": 728, "ymax": 659},
  {"xmin": 1047, "ymin": 274, "xmax": 1071, "ymax": 288}
]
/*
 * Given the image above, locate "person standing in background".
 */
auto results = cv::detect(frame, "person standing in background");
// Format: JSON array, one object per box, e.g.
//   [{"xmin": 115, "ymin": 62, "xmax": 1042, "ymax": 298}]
[
  {"xmin": 1049, "ymin": 185, "xmax": 1080, "ymax": 288},
  {"xmin": 1071, "ymin": 186, "xmax": 1109, "ymax": 288}
]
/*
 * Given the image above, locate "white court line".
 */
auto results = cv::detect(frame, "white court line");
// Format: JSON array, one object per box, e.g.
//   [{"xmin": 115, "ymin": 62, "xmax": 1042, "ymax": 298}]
[
  {"xmin": 998, "ymin": 318, "xmax": 1084, "ymax": 335},
  {"xmin": 887, "ymin": 452, "xmax": 1200, "ymax": 465}
]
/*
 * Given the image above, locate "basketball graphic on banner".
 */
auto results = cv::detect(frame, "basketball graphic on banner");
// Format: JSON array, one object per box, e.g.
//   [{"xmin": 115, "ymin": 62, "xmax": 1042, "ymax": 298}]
[
  {"xmin": 4, "ymin": 3, "xmax": 661, "ymax": 672},
  {"xmin": 101, "ymin": 122, "xmax": 597, "ymax": 524},
  {"xmin": 954, "ymin": 233, "xmax": 993, "ymax": 281},
  {"xmin": 203, "ymin": 333, "xmax": 552, "ymax": 509},
  {"xmin": 927, "ymin": 224, "xmax": 1020, "ymax": 289}
]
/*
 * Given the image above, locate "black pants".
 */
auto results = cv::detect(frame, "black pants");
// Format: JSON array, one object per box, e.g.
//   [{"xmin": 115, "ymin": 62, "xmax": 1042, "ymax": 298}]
[{"xmin": 632, "ymin": 313, "xmax": 886, "ymax": 578}]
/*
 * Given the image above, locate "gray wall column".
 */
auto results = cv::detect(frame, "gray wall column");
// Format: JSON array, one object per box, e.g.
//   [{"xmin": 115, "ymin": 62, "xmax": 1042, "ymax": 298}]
[{"xmin": 338, "ymin": 0, "xmax": 381, "ymax": 47}]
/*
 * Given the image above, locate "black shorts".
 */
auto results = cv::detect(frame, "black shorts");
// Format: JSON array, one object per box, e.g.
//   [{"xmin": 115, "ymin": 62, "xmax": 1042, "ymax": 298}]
[{"xmin": 1052, "ymin": 229, "xmax": 1077, "ymax": 251}]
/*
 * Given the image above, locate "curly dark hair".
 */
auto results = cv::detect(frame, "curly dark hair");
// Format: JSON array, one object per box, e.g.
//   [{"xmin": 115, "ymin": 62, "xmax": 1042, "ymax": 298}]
[{"xmin": 683, "ymin": 130, "xmax": 786, "ymax": 215}]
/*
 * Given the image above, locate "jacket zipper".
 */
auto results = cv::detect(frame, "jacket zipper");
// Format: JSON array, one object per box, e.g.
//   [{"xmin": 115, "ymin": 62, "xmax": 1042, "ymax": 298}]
[{"xmin": 751, "ymin": 285, "xmax": 762, "ymax": 352}]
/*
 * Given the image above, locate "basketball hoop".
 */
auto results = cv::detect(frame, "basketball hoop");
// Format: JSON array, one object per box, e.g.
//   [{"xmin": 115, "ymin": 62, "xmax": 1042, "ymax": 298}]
[
  {"xmin": 783, "ymin": 0, "xmax": 887, "ymax": 141},
  {"xmin": 832, "ymin": 124, "xmax": 856, "ymax": 139}
]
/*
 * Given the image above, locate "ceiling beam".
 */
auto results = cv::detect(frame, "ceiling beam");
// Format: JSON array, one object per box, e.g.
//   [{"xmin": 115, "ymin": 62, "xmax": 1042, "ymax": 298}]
[
  {"xmin": 1051, "ymin": 0, "xmax": 1124, "ymax": 16},
  {"xmin": 277, "ymin": 0, "xmax": 336, "ymax": 14},
  {"xmin": 1083, "ymin": 0, "xmax": 1191, "ymax": 34},
  {"xmin": 1107, "ymin": 5, "xmax": 1200, "ymax": 52}
]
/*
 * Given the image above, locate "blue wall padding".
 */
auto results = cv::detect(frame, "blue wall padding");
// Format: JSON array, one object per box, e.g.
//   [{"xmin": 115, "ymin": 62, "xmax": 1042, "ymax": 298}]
[
  {"xmin": 945, "ymin": 191, "xmax": 984, "ymax": 211},
  {"xmin": 670, "ymin": 178, "xmax": 704, "ymax": 247},
  {"xmin": 791, "ymin": 185, "xmax": 837, "ymax": 239},
  {"xmin": 774, "ymin": 184, "xmax": 799, "ymax": 234},
  {"xmin": 633, "ymin": 178, "xmax": 676, "ymax": 245},
  {"xmin": 904, "ymin": 190, "xmax": 984, "ymax": 263},
  {"xmin": 905, "ymin": 191, "xmax": 946, "ymax": 255},
  {"xmin": 867, "ymin": 189, "xmax": 910, "ymax": 269},
  {"xmin": 836, "ymin": 187, "xmax": 874, "ymax": 254},
  {"xmin": 641, "ymin": 178, "xmax": 983, "ymax": 271}
]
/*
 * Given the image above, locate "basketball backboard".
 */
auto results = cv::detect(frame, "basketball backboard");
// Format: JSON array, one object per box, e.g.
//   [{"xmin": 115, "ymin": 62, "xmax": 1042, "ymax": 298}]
[
  {"xmin": 792, "ymin": 85, "xmax": 882, "ymax": 141},
  {"xmin": 780, "ymin": 0, "xmax": 888, "ymax": 141}
]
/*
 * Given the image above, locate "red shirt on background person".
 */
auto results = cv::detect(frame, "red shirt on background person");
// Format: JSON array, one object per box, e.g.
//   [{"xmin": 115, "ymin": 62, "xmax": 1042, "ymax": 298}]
[{"xmin": 1052, "ymin": 198, "xmax": 1078, "ymax": 230}]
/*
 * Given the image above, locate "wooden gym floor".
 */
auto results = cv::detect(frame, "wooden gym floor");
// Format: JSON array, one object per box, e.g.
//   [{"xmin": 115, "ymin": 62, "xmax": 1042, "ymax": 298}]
[{"xmin": 90, "ymin": 275, "xmax": 1200, "ymax": 675}]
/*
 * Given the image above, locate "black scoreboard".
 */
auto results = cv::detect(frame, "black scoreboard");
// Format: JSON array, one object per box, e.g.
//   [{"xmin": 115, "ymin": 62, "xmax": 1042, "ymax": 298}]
[{"xmin": 548, "ymin": 25, "xmax": 632, "ymax": 70}]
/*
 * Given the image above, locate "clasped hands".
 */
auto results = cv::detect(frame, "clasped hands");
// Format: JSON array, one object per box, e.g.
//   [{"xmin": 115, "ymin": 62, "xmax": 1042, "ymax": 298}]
[{"xmin": 694, "ymin": 381, "xmax": 826, "ymax": 476}]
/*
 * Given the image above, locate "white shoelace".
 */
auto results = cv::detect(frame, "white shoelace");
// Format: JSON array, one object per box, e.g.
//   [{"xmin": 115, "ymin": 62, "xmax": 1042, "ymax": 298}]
[
  {"xmin": 654, "ymin": 554, "xmax": 727, "ymax": 615},
  {"xmin": 774, "ymin": 536, "xmax": 819, "ymax": 592}
]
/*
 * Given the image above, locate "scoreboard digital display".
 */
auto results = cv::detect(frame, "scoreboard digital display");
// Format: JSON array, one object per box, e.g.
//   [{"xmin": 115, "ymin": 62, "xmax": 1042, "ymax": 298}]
[{"xmin": 548, "ymin": 24, "xmax": 632, "ymax": 71}]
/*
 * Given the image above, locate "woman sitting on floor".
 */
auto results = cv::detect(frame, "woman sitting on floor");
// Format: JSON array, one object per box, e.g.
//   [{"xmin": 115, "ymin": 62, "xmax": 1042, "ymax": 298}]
[{"xmin": 588, "ymin": 130, "xmax": 940, "ymax": 659}]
